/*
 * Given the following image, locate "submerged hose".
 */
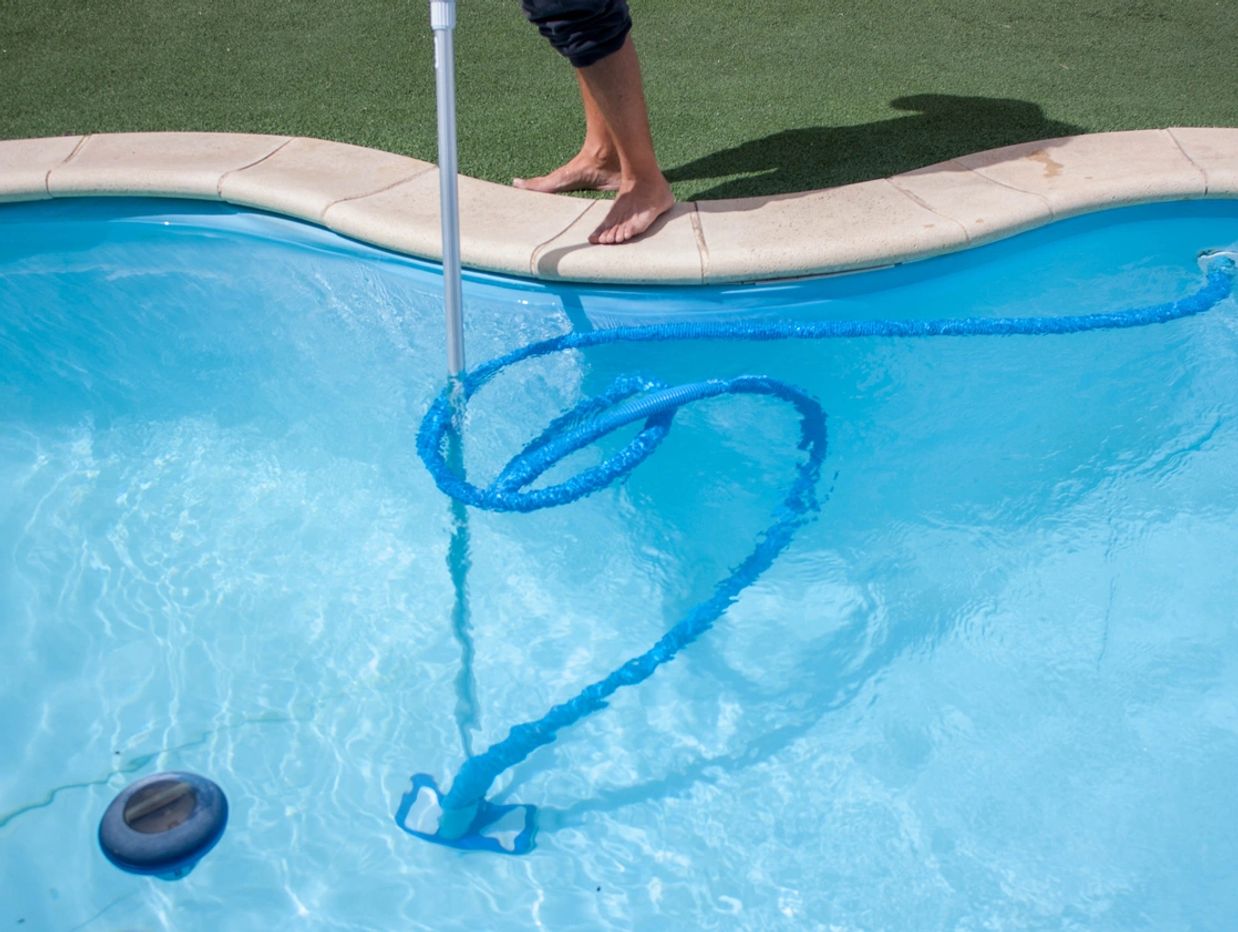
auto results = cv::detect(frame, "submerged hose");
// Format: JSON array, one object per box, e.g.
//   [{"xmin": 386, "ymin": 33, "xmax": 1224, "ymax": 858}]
[{"xmin": 414, "ymin": 253, "xmax": 1236, "ymax": 822}]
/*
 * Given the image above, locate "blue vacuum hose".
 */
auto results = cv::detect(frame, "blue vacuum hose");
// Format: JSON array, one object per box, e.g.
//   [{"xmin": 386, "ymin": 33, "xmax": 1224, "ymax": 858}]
[{"xmin": 398, "ymin": 253, "xmax": 1236, "ymax": 854}]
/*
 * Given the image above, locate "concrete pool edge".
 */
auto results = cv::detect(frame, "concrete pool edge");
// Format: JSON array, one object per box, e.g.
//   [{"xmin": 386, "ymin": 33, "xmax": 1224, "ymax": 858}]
[{"xmin": 1, "ymin": 128, "xmax": 1235, "ymax": 284}]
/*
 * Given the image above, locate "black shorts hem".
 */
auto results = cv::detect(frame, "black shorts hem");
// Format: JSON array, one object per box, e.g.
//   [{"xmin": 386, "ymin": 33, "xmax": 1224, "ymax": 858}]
[{"xmin": 521, "ymin": 0, "xmax": 632, "ymax": 69}]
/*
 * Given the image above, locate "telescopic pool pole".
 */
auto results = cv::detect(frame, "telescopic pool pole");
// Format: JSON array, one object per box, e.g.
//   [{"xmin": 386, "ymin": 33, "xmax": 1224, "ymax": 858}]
[
  {"xmin": 431, "ymin": 0, "xmax": 465, "ymax": 377},
  {"xmin": 430, "ymin": 0, "xmax": 480, "ymax": 774}
]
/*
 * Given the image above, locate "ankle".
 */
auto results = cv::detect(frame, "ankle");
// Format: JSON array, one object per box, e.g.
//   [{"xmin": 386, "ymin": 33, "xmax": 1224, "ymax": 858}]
[
  {"xmin": 617, "ymin": 169, "xmax": 670, "ymax": 195},
  {"xmin": 578, "ymin": 142, "xmax": 619, "ymax": 170}
]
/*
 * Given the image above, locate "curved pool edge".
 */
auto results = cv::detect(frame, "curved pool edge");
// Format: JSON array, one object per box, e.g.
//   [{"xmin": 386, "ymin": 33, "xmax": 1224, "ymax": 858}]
[{"xmin": 1, "ymin": 128, "xmax": 1235, "ymax": 285}]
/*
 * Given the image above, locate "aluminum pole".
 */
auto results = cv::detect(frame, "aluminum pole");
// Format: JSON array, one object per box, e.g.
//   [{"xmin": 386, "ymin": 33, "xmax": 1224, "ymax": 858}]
[{"xmin": 431, "ymin": 0, "xmax": 465, "ymax": 377}]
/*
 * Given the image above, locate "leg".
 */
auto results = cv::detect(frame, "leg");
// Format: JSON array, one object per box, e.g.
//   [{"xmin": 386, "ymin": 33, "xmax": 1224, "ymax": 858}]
[
  {"xmin": 512, "ymin": 71, "xmax": 623, "ymax": 194},
  {"xmin": 517, "ymin": 0, "xmax": 673, "ymax": 244},
  {"xmin": 575, "ymin": 35, "xmax": 673, "ymax": 245}
]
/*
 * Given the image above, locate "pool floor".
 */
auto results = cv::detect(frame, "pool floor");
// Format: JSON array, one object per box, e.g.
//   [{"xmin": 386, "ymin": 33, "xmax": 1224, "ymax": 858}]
[{"xmin": 1, "ymin": 198, "xmax": 1237, "ymax": 929}]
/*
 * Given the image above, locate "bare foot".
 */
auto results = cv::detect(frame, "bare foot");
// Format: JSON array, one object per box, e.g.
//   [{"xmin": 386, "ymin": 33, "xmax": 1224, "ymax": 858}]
[
  {"xmin": 513, "ymin": 150, "xmax": 621, "ymax": 194},
  {"xmin": 589, "ymin": 176, "xmax": 674, "ymax": 245}
]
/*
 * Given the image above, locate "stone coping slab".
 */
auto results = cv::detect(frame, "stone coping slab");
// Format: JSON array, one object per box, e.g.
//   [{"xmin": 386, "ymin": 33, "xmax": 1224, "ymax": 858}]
[{"xmin": 1, "ymin": 129, "xmax": 1234, "ymax": 284}]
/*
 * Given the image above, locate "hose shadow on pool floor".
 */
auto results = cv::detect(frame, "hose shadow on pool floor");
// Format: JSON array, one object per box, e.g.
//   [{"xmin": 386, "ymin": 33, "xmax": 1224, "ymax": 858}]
[{"xmin": 487, "ymin": 594, "xmax": 918, "ymax": 836}]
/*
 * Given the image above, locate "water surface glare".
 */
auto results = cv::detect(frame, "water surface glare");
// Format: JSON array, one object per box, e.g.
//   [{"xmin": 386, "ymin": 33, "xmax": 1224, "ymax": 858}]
[{"xmin": 2, "ymin": 198, "xmax": 1237, "ymax": 930}]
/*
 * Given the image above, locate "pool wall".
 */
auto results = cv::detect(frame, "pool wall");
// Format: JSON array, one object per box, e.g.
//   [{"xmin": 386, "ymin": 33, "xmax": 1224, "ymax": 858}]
[{"xmin": 1, "ymin": 129, "xmax": 1235, "ymax": 284}]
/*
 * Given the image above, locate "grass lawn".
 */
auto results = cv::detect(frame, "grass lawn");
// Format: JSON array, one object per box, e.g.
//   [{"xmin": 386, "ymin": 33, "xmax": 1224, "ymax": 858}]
[{"xmin": 1, "ymin": 0, "xmax": 1235, "ymax": 202}]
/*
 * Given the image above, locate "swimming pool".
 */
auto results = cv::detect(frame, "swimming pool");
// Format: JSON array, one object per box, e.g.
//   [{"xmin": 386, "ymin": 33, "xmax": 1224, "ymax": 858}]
[{"xmin": 2, "ymin": 197, "xmax": 1237, "ymax": 928}]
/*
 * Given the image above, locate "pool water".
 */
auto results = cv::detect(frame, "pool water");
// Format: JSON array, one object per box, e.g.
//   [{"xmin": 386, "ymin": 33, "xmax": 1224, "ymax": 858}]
[{"xmin": 2, "ymin": 198, "xmax": 1237, "ymax": 930}]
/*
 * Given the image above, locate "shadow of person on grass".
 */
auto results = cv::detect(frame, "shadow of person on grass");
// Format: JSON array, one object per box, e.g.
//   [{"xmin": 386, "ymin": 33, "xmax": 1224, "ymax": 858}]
[{"xmin": 665, "ymin": 94, "xmax": 1085, "ymax": 200}]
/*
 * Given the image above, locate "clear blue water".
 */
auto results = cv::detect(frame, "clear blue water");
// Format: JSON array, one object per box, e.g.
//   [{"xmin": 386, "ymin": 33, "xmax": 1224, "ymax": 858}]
[{"xmin": 2, "ymin": 197, "xmax": 1237, "ymax": 930}]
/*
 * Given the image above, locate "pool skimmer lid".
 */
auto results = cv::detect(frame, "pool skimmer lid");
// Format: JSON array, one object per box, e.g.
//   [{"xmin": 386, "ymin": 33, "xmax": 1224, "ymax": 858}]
[{"xmin": 99, "ymin": 772, "xmax": 227, "ymax": 879}]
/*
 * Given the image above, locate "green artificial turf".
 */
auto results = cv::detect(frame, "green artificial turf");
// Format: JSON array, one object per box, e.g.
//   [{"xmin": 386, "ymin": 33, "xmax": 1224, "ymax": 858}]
[{"xmin": 1, "ymin": 0, "xmax": 1235, "ymax": 201}]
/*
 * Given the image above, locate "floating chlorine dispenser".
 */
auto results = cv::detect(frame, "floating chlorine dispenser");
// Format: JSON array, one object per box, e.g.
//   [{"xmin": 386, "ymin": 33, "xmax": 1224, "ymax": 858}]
[{"xmin": 99, "ymin": 772, "xmax": 228, "ymax": 879}]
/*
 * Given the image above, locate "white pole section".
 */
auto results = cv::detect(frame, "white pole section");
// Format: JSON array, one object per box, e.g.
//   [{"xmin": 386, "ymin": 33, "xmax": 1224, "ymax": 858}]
[{"xmin": 431, "ymin": 0, "xmax": 465, "ymax": 377}]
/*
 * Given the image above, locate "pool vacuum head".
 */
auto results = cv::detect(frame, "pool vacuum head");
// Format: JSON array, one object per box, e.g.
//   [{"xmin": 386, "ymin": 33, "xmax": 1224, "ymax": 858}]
[
  {"xmin": 98, "ymin": 771, "xmax": 228, "ymax": 879},
  {"xmin": 396, "ymin": 774, "xmax": 536, "ymax": 855}
]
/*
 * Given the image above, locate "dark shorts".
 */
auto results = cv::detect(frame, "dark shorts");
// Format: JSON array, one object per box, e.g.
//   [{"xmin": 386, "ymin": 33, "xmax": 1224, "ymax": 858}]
[{"xmin": 520, "ymin": 0, "xmax": 632, "ymax": 68}]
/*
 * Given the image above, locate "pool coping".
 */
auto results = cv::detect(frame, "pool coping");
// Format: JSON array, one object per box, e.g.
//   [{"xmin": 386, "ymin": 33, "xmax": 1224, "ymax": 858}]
[{"xmin": 1, "ymin": 128, "xmax": 1236, "ymax": 284}]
